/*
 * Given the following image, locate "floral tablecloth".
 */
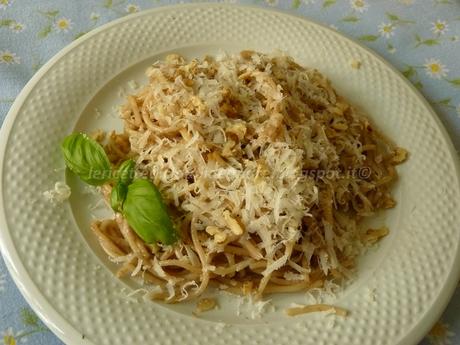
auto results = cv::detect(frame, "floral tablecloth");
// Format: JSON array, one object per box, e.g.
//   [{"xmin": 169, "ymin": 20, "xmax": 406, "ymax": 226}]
[{"xmin": 1, "ymin": 0, "xmax": 460, "ymax": 344}]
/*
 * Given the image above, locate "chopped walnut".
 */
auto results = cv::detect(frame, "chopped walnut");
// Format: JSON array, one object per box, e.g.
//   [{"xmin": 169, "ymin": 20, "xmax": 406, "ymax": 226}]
[
  {"xmin": 362, "ymin": 227, "xmax": 389, "ymax": 245},
  {"xmin": 195, "ymin": 298, "xmax": 217, "ymax": 314},
  {"xmin": 205, "ymin": 226, "xmax": 227, "ymax": 243},
  {"xmin": 90, "ymin": 129, "xmax": 106, "ymax": 143},
  {"xmin": 350, "ymin": 59, "xmax": 361, "ymax": 70},
  {"xmin": 223, "ymin": 210, "xmax": 244, "ymax": 235},
  {"xmin": 392, "ymin": 147, "xmax": 408, "ymax": 164},
  {"xmin": 240, "ymin": 50, "xmax": 255, "ymax": 60}
]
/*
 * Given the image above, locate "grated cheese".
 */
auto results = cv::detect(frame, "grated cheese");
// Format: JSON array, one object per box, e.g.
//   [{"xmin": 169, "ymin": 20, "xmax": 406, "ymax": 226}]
[
  {"xmin": 235, "ymin": 295, "xmax": 273, "ymax": 319},
  {"xmin": 131, "ymin": 259, "xmax": 143, "ymax": 277},
  {"xmin": 214, "ymin": 322, "xmax": 227, "ymax": 333},
  {"xmin": 106, "ymin": 51, "xmax": 404, "ymax": 304},
  {"xmin": 179, "ymin": 280, "xmax": 199, "ymax": 301},
  {"xmin": 82, "ymin": 185, "xmax": 99, "ymax": 195},
  {"xmin": 366, "ymin": 287, "xmax": 377, "ymax": 302},
  {"xmin": 283, "ymin": 272, "xmax": 305, "ymax": 281},
  {"xmin": 94, "ymin": 107, "xmax": 102, "ymax": 119},
  {"xmin": 43, "ymin": 181, "xmax": 71, "ymax": 204},
  {"xmin": 127, "ymin": 80, "xmax": 139, "ymax": 90}
]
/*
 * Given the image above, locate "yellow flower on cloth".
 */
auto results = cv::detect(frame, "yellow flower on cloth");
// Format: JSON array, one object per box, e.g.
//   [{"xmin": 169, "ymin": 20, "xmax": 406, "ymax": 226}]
[
  {"xmin": 2, "ymin": 328, "xmax": 17, "ymax": 345},
  {"xmin": 428, "ymin": 321, "xmax": 455, "ymax": 345},
  {"xmin": 0, "ymin": 0, "xmax": 13, "ymax": 10},
  {"xmin": 10, "ymin": 22, "xmax": 25, "ymax": 33},
  {"xmin": 0, "ymin": 51, "xmax": 20, "ymax": 64},
  {"xmin": 0, "ymin": 309, "xmax": 49, "ymax": 344},
  {"xmin": 125, "ymin": 4, "xmax": 140, "ymax": 13},
  {"xmin": 424, "ymin": 58, "xmax": 448, "ymax": 79},
  {"xmin": 1, "ymin": 324, "xmax": 39, "ymax": 345},
  {"xmin": 54, "ymin": 17, "xmax": 72, "ymax": 32},
  {"xmin": 350, "ymin": 0, "xmax": 369, "ymax": 13},
  {"xmin": 378, "ymin": 23, "xmax": 395, "ymax": 39},
  {"xmin": 431, "ymin": 20, "xmax": 449, "ymax": 35}
]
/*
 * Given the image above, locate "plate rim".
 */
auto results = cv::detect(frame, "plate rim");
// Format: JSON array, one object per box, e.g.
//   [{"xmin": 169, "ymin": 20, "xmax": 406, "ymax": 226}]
[{"xmin": 1, "ymin": 4, "xmax": 459, "ymax": 345}]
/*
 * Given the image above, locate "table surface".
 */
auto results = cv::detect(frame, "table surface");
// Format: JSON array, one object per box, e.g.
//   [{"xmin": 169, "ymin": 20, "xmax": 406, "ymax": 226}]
[{"xmin": 1, "ymin": 1, "xmax": 460, "ymax": 344}]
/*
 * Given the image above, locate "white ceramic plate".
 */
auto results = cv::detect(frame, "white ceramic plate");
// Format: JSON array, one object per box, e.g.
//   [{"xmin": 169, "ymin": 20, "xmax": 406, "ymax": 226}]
[{"xmin": 1, "ymin": 4, "xmax": 460, "ymax": 345}]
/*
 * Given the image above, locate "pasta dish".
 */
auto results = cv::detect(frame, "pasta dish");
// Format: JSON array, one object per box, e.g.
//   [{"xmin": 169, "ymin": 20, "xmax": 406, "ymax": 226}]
[{"xmin": 86, "ymin": 51, "xmax": 406, "ymax": 303}]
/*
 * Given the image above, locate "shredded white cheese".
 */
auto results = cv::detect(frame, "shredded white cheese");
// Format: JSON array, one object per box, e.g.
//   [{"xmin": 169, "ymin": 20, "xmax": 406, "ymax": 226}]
[
  {"xmin": 88, "ymin": 198, "xmax": 105, "ymax": 211},
  {"xmin": 110, "ymin": 51, "xmax": 403, "ymax": 303},
  {"xmin": 94, "ymin": 107, "xmax": 102, "ymax": 119},
  {"xmin": 127, "ymin": 80, "xmax": 139, "ymax": 90},
  {"xmin": 214, "ymin": 322, "xmax": 227, "ymax": 333},
  {"xmin": 82, "ymin": 185, "xmax": 99, "ymax": 195},
  {"xmin": 165, "ymin": 282, "xmax": 176, "ymax": 301},
  {"xmin": 283, "ymin": 272, "xmax": 305, "ymax": 281},
  {"xmin": 43, "ymin": 182, "xmax": 71, "ymax": 203},
  {"xmin": 119, "ymin": 287, "xmax": 149, "ymax": 303},
  {"xmin": 366, "ymin": 287, "xmax": 377, "ymax": 302},
  {"xmin": 235, "ymin": 295, "xmax": 272, "ymax": 319},
  {"xmin": 131, "ymin": 259, "xmax": 143, "ymax": 277},
  {"xmin": 179, "ymin": 280, "xmax": 199, "ymax": 301}
]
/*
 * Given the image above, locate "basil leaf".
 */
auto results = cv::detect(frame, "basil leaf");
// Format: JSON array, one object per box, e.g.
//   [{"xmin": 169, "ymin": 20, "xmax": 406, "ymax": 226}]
[
  {"xmin": 111, "ymin": 182, "xmax": 128, "ymax": 213},
  {"xmin": 123, "ymin": 179, "xmax": 178, "ymax": 245},
  {"xmin": 61, "ymin": 133, "xmax": 112, "ymax": 185},
  {"xmin": 116, "ymin": 159, "xmax": 135, "ymax": 185}
]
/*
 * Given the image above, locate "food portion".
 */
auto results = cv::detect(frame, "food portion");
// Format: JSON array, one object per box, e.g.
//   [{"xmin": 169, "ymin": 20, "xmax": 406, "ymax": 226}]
[{"xmin": 62, "ymin": 51, "xmax": 407, "ymax": 304}]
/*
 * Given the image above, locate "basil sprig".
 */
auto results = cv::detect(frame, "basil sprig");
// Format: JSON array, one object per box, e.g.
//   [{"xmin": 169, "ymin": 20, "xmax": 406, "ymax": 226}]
[
  {"xmin": 111, "ymin": 182, "xmax": 128, "ymax": 213},
  {"xmin": 110, "ymin": 159, "xmax": 134, "ymax": 212},
  {"xmin": 116, "ymin": 159, "xmax": 135, "ymax": 185},
  {"xmin": 123, "ymin": 179, "xmax": 178, "ymax": 245},
  {"xmin": 61, "ymin": 133, "xmax": 112, "ymax": 186},
  {"xmin": 61, "ymin": 133, "xmax": 178, "ymax": 245}
]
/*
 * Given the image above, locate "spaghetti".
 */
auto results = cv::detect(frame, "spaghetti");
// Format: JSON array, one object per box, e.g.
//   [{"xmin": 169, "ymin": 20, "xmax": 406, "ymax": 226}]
[{"xmin": 91, "ymin": 51, "xmax": 406, "ymax": 303}]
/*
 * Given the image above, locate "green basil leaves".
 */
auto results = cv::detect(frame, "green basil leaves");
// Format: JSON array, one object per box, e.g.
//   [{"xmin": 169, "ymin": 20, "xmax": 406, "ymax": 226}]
[
  {"xmin": 61, "ymin": 133, "xmax": 112, "ymax": 185},
  {"xmin": 110, "ymin": 159, "xmax": 134, "ymax": 213},
  {"xmin": 116, "ymin": 159, "xmax": 135, "ymax": 185},
  {"xmin": 123, "ymin": 179, "xmax": 178, "ymax": 245},
  {"xmin": 111, "ymin": 182, "xmax": 128, "ymax": 213},
  {"xmin": 61, "ymin": 133, "xmax": 178, "ymax": 245}
]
